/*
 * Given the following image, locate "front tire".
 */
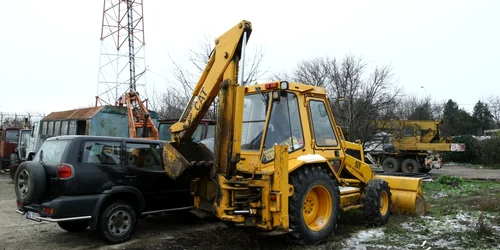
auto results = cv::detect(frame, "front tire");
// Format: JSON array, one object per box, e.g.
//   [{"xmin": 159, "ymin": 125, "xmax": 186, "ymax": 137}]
[
  {"xmin": 97, "ymin": 201, "xmax": 137, "ymax": 244},
  {"xmin": 363, "ymin": 179, "xmax": 391, "ymax": 226},
  {"xmin": 287, "ymin": 166, "xmax": 340, "ymax": 245},
  {"xmin": 58, "ymin": 220, "xmax": 89, "ymax": 232}
]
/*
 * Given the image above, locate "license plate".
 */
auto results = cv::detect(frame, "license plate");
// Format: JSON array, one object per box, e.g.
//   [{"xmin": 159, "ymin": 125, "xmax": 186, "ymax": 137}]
[{"xmin": 25, "ymin": 211, "xmax": 41, "ymax": 221}]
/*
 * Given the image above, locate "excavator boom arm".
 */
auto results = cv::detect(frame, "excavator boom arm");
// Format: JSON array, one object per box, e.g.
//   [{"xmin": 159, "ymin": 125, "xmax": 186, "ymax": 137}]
[{"xmin": 170, "ymin": 20, "xmax": 252, "ymax": 142}]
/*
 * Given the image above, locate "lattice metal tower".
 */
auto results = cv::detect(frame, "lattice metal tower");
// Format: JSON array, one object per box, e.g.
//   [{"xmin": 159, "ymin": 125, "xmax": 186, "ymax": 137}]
[{"xmin": 96, "ymin": 0, "xmax": 146, "ymax": 105}]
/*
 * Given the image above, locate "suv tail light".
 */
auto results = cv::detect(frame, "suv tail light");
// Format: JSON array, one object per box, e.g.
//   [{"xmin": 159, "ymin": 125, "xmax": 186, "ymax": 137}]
[{"xmin": 57, "ymin": 164, "xmax": 74, "ymax": 179}]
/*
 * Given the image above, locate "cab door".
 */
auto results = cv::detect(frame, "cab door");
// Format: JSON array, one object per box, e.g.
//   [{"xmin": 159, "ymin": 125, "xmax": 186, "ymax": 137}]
[{"xmin": 306, "ymin": 98, "xmax": 345, "ymax": 173}]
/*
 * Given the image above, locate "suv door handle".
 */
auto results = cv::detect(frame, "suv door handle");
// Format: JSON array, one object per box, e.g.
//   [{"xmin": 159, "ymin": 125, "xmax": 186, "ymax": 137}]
[{"xmin": 125, "ymin": 175, "xmax": 137, "ymax": 179}]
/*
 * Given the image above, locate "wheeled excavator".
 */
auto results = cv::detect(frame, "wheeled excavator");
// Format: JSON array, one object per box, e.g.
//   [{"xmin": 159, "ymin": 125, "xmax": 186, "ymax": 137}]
[
  {"xmin": 365, "ymin": 120, "xmax": 466, "ymax": 173},
  {"xmin": 162, "ymin": 20, "xmax": 428, "ymax": 244}
]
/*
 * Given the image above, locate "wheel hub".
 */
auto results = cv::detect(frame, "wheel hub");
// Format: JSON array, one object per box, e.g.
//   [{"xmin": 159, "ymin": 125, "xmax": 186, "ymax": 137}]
[
  {"xmin": 302, "ymin": 185, "xmax": 332, "ymax": 232},
  {"xmin": 17, "ymin": 170, "xmax": 30, "ymax": 198},
  {"xmin": 108, "ymin": 210, "xmax": 131, "ymax": 236}
]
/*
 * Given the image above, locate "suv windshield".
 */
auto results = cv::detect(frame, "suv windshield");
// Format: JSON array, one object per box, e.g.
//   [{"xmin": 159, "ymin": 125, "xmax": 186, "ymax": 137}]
[{"xmin": 34, "ymin": 139, "xmax": 70, "ymax": 164}]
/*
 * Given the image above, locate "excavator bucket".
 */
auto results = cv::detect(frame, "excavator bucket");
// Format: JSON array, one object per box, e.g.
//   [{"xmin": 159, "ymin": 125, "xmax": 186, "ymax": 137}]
[
  {"xmin": 374, "ymin": 175, "xmax": 429, "ymax": 215},
  {"xmin": 162, "ymin": 141, "xmax": 213, "ymax": 180}
]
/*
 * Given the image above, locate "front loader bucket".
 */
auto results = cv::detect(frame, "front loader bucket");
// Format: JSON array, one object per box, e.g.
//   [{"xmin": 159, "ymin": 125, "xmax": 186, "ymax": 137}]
[
  {"xmin": 162, "ymin": 141, "xmax": 214, "ymax": 180},
  {"xmin": 374, "ymin": 175, "xmax": 429, "ymax": 215}
]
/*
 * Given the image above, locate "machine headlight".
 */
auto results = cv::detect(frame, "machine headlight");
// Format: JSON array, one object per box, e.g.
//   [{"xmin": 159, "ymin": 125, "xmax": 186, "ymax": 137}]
[{"xmin": 280, "ymin": 81, "xmax": 289, "ymax": 90}]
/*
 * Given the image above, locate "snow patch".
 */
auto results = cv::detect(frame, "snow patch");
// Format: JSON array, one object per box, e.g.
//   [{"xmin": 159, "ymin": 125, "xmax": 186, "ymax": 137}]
[
  {"xmin": 297, "ymin": 154, "xmax": 326, "ymax": 163},
  {"xmin": 342, "ymin": 228, "xmax": 385, "ymax": 250}
]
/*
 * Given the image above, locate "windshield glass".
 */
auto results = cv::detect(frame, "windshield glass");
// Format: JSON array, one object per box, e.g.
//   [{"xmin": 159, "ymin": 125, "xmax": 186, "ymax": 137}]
[
  {"xmin": 5, "ymin": 130, "xmax": 19, "ymax": 143},
  {"xmin": 34, "ymin": 139, "xmax": 70, "ymax": 164},
  {"xmin": 241, "ymin": 93, "xmax": 269, "ymax": 151},
  {"xmin": 262, "ymin": 92, "xmax": 304, "ymax": 162},
  {"xmin": 20, "ymin": 130, "xmax": 31, "ymax": 146}
]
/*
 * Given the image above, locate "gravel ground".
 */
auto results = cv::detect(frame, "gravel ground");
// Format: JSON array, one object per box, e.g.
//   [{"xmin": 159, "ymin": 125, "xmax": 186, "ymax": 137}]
[
  {"xmin": 0, "ymin": 173, "xmax": 223, "ymax": 250},
  {"xmin": 1, "ymin": 165, "xmax": 499, "ymax": 250},
  {"xmin": 429, "ymin": 165, "xmax": 500, "ymax": 180}
]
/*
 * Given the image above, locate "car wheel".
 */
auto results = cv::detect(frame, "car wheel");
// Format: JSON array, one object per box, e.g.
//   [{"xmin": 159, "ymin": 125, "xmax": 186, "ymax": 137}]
[
  {"xmin": 98, "ymin": 201, "xmax": 137, "ymax": 244},
  {"xmin": 57, "ymin": 220, "xmax": 89, "ymax": 232},
  {"xmin": 14, "ymin": 161, "xmax": 46, "ymax": 204},
  {"xmin": 287, "ymin": 166, "xmax": 340, "ymax": 245},
  {"xmin": 363, "ymin": 179, "xmax": 391, "ymax": 226}
]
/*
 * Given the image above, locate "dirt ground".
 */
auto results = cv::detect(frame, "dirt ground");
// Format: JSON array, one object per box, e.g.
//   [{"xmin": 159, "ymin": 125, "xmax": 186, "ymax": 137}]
[{"xmin": 0, "ymin": 165, "xmax": 499, "ymax": 250}]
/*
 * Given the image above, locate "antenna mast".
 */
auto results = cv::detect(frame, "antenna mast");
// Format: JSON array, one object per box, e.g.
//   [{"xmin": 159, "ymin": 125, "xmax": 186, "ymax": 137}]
[{"xmin": 96, "ymin": 0, "xmax": 146, "ymax": 105}]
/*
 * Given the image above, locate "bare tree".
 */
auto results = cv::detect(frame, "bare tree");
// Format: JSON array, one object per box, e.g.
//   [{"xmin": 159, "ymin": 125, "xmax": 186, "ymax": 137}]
[
  {"xmin": 488, "ymin": 96, "xmax": 500, "ymax": 128},
  {"xmin": 159, "ymin": 34, "xmax": 268, "ymax": 120},
  {"xmin": 394, "ymin": 94, "xmax": 434, "ymax": 120},
  {"xmin": 286, "ymin": 54, "xmax": 401, "ymax": 143},
  {"xmin": 186, "ymin": 34, "xmax": 267, "ymax": 85}
]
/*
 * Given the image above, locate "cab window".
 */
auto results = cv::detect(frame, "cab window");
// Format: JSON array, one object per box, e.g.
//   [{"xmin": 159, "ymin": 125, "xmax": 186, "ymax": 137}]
[
  {"xmin": 241, "ymin": 93, "xmax": 269, "ymax": 151},
  {"xmin": 262, "ymin": 92, "xmax": 304, "ymax": 162},
  {"xmin": 309, "ymin": 100, "xmax": 337, "ymax": 147},
  {"xmin": 403, "ymin": 126, "xmax": 414, "ymax": 137}
]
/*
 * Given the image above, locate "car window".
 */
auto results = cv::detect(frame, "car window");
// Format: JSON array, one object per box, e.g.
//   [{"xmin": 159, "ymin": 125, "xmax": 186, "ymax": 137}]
[
  {"xmin": 34, "ymin": 139, "xmax": 71, "ymax": 164},
  {"xmin": 82, "ymin": 141, "xmax": 121, "ymax": 165},
  {"xmin": 125, "ymin": 142, "xmax": 162, "ymax": 170}
]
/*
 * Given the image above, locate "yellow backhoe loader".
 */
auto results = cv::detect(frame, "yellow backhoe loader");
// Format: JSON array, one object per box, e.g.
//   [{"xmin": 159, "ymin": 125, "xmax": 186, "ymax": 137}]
[{"xmin": 162, "ymin": 20, "xmax": 428, "ymax": 244}]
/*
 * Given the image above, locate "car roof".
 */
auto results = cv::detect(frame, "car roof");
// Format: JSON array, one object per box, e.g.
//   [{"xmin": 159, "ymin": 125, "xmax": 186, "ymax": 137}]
[{"xmin": 46, "ymin": 135, "xmax": 162, "ymax": 144}]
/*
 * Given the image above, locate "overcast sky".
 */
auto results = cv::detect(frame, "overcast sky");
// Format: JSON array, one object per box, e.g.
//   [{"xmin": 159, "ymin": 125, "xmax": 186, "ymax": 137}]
[{"xmin": 2, "ymin": 0, "xmax": 499, "ymax": 117}]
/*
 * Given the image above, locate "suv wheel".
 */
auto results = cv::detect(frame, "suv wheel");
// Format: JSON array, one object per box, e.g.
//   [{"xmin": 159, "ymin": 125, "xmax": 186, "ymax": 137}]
[
  {"xmin": 14, "ymin": 161, "xmax": 46, "ymax": 204},
  {"xmin": 98, "ymin": 201, "xmax": 137, "ymax": 244},
  {"xmin": 57, "ymin": 220, "xmax": 89, "ymax": 232}
]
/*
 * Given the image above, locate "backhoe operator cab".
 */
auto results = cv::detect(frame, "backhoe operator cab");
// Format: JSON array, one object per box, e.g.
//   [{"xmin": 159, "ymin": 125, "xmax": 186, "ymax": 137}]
[{"xmin": 163, "ymin": 20, "xmax": 428, "ymax": 245}]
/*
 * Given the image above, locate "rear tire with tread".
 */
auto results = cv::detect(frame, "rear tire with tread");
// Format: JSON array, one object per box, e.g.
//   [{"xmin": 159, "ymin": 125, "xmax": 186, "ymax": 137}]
[
  {"xmin": 363, "ymin": 179, "xmax": 391, "ymax": 226},
  {"xmin": 287, "ymin": 166, "xmax": 340, "ymax": 245},
  {"xmin": 97, "ymin": 201, "xmax": 137, "ymax": 244}
]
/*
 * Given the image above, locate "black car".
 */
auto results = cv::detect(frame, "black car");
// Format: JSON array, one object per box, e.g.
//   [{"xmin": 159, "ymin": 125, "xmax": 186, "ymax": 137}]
[{"xmin": 14, "ymin": 135, "xmax": 209, "ymax": 244}]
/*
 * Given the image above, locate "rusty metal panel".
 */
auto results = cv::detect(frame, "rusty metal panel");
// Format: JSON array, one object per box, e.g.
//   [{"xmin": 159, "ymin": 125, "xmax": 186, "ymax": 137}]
[{"xmin": 43, "ymin": 106, "xmax": 105, "ymax": 121}]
